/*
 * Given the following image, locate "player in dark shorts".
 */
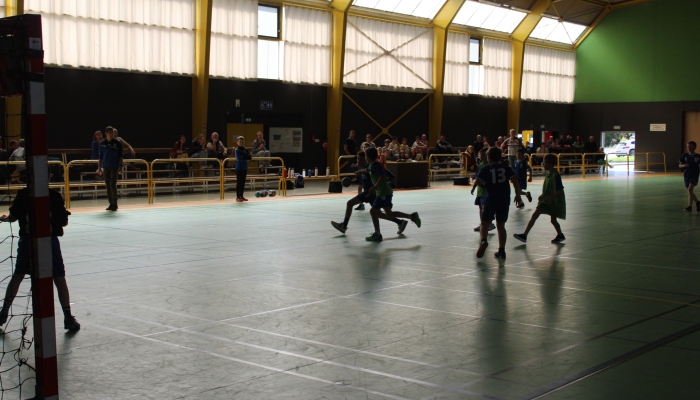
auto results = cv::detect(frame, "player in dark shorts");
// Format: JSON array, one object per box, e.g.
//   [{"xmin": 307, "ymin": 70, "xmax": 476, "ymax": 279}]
[
  {"xmin": 474, "ymin": 147, "xmax": 523, "ymax": 259},
  {"xmin": 0, "ymin": 188, "xmax": 80, "ymax": 331},
  {"xmin": 679, "ymin": 141, "xmax": 700, "ymax": 212},
  {"xmin": 331, "ymin": 152, "xmax": 378, "ymax": 233},
  {"xmin": 513, "ymin": 148, "xmax": 533, "ymax": 208}
]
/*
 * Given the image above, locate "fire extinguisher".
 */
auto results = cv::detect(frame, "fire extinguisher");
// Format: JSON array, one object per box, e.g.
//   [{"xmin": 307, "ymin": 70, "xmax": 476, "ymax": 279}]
[{"xmin": 322, "ymin": 141, "xmax": 328, "ymax": 152}]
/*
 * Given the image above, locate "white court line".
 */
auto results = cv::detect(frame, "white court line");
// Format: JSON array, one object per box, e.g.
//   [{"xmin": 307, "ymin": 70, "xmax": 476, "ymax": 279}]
[
  {"xmin": 90, "ymin": 309, "xmax": 505, "ymax": 399},
  {"xmin": 86, "ymin": 322, "xmax": 413, "ymax": 400}
]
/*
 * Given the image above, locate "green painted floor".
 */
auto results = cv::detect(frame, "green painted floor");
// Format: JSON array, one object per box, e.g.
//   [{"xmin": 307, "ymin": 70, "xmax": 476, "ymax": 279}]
[{"xmin": 1, "ymin": 174, "xmax": 699, "ymax": 399}]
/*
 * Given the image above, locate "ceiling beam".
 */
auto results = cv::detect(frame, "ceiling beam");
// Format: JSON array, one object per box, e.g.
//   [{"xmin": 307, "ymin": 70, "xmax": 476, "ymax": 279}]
[{"xmin": 511, "ymin": 0, "xmax": 551, "ymax": 42}]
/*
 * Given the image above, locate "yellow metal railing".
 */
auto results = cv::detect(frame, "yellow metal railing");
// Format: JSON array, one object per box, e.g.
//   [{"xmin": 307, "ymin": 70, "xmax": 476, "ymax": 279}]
[
  {"xmin": 427, "ymin": 153, "xmax": 466, "ymax": 187},
  {"xmin": 336, "ymin": 155, "xmax": 358, "ymax": 182},
  {"xmin": 0, "ymin": 160, "xmax": 67, "ymax": 191},
  {"xmin": 64, "ymin": 159, "xmax": 150, "ymax": 208},
  {"xmin": 149, "ymin": 158, "xmax": 222, "ymax": 203},
  {"xmin": 221, "ymin": 157, "xmax": 286, "ymax": 198},
  {"xmin": 605, "ymin": 153, "xmax": 630, "ymax": 177},
  {"xmin": 645, "ymin": 152, "xmax": 667, "ymax": 174}
]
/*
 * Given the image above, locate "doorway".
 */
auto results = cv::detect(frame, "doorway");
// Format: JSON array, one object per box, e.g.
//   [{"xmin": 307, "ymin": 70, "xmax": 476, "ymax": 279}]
[{"xmin": 684, "ymin": 112, "xmax": 700, "ymax": 152}]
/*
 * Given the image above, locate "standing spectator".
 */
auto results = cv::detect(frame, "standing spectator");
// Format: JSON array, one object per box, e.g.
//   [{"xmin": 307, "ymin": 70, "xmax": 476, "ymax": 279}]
[
  {"xmin": 584, "ymin": 135, "xmax": 599, "ymax": 166},
  {"xmin": 344, "ymin": 130, "xmax": 357, "ymax": 156},
  {"xmin": 91, "ymin": 131, "xmax": 103, "ymax": 160},
  {"xmin": 113, "ymin": 128, "xmax": 135, "ymax": 158},
  {"xmin": 234, "ymin": 136, "xmax": 252, "ymax": 202},
  {"xmin": 501, "ymin": 129, "xmax": 523, "ymax": 167},
  {"xmin": 206, "ymin": 132, "xmax": 228, "ymax": 159},
  {"xmin": 360, "ymin": 134, "xmax": 376, "ymax": 153},
  {"xmin": 97, "ymin": 126, "xmax": 123, "ymax": 211},
  {"xmin": 473, "ymin": 135, "xmax": 483, "ymax": 154},
  {"xmin": 251, "ymin": 131, "xmax": 271, "ymax": 170}
]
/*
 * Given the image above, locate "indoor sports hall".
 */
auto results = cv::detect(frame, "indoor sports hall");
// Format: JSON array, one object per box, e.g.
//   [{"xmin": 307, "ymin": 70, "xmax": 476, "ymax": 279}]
[{"xmin": 0, "ymin": 0, "xmax": 699, "ymax": 399}]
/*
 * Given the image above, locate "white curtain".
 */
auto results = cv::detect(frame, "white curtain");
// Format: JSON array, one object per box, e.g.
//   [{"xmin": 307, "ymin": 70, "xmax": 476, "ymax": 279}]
[
  {"xmin": 521, "ymin": 45, "xmax": 575, "ymax": 103},
  {"xmin": 0, "ymin": 0, "xmax": 5, "ymax": 18},
  {"xmin": 469, "ymin": 64, "xmax": 484, "ymax": 96},
  {"xmin": 482, "ymin": 38, "xmax": 511, "ymax": 98},
  {"xmin": 26, "ymin": 0, "xmax": 195, "ymax": 75},
  {"xmin": 344, "ymin": 16, "xmax": 433, "ymax": 91},
  {"xmin": 444, "ymin": 32, "xmax": 469, "ymax": 96},
  {"xmin": 283, "ymin": 5, "xmax": 331, "ymax": 85},
  {"xmin": 210, "ymin": 0, "xmax": 257, "ymax": 79}
]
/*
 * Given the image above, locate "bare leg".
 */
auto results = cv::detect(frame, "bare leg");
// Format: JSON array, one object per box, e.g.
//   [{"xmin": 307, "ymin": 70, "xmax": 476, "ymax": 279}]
[
  {"xmin": 496, "ymin": 221, "xmax": 507, "ymax": 249},
  {"xmin": 54, "ymin": 277, "xmax": 70, "ymax": 310},
  {"xmin": 480, "ymin": 220, "xmax": 488, "ymax": 242},
  {"xmin": 1, "ymin": 274, "xmax": 25, "ymax": 312},
  {"xmin": 522, "ymin": 209, "xmax": 542, "ymax": 235},
  {"xmin": 369, "ymin": 207, "xmax": 381, "ymax": 233},
  {"xmin": 688, "ymin": 184, "xmax": 698, "ymax": 207},
  {"xmin": 550, "ymin": 216, "xmax": 563, "ymax": 236},
  {"xmin": 343, "ymin": 197, "xmax": 363, "ymax": 226}
]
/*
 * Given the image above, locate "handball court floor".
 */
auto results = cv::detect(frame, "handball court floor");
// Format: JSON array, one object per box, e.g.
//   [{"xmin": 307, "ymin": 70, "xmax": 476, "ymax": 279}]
[{"xmin": 2, "ymin": 173, "xmax": 700, "ymax": 399}]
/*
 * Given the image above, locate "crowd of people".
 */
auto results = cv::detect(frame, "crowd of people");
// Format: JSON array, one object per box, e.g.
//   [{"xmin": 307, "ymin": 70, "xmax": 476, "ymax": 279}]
[{"xmin": 344, "ymin": 130, "xmax": 460, "ymax": 163}]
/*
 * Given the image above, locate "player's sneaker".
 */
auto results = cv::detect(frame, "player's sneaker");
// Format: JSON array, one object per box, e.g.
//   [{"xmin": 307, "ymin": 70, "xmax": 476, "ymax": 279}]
[
  {"xmin": 473, "ymin": 225, "xmax": 481, "ymax": 232},
  {"xmin": 684, "ymin": 206, "xmax": 692, "ymax": 213},
  {"xmin": 411, "ymin": 212, "xmax": 421, "ymax": 228},
  {"xmin": 551, "ymin": 234, "xmax": 566, "ymax": 243},
  {"xmin": 241, "ymin": 197, "xmax": 249, "ymax": 201},
  {"xmin": 696, "ymin": 201, "xmax": 700, "ymax": 213},
  {"xmin": 365, "ymin": 232, "xmax": 383, "ymax": 242},
  {"xmin": 516, "ymin": 201, "xmax": 525, "ymax": 209},
  {"xmin": 331, "ymin": 221, "xmax": 347, "ymax": 234},
  {"xmin": 476, "ymin": 240, "xmax": 488, "ymax": 258},
  {"xmin": 513, "ymin": 233, "xmax": 527, "ymax": 243},
  {"xmin": 488, "ymin": 223, "xmax": 496, "ymax": 231},
  {"xmin": 494, "ymin": 250, "xmax": 506, "ymax": 259},
  {"xmin": 236, "ymin": 198, "xmax": 244, "ymax": 202},
  {"xmin": 526, "ymin": 192, "xmax": 532, "ymax": 203},
  {"xmin": 355, "ymin": 204, "xmax": 365, "ymax": 211},
  {"xmin": 64, "ymin": 315, "xmax": 81, "ymax": 331},
  {"xmin": 397, "ymin": 220, "xmax": 408, "ymax": 234}
]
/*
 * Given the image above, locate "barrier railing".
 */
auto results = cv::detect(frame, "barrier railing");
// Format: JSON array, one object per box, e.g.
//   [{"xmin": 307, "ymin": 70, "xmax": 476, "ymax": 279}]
[
  {"xmin": 64, "ymin": 159, "xmax": 150, "ymax": 208},
  {"xmin": 427, "ymin": 153, "xmax": 465, "ymax": 187},
  {"xmin": 0, "ymin": 160, "xmax": 67, "ymax": 192},
  {"xmin": 150, "ymin": 158, "xmax": 222, "ymax": 203},
  {"xmin": 605, "ymin": 153, "xmax": 630, "ymax": 177},
  {"xmin": 337, "ymin": 155, "xmax": 358, "ymax": 182},
  {"xmin": 221, "ymin": 157, "xmax": 286, "ymax": 198},
  {"xmin": 645, "ymin": 152, "xmax": 667, "ymax": 174}
]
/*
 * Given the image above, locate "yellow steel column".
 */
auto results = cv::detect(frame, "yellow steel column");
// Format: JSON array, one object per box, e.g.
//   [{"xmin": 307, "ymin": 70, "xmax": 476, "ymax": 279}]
[
  {"xmin": 429, "ymin": 0, "xmax": 465, "ymax": 147},
  {"xmin": 192, "ymin": 0, "xmax": 213, "ymax": 139},
  {"xmin": 6, "ymin": 0, "xmax": 24, "ymax": 16},
  {"xmin": 508, "ymin": 0, "xmax": 548, "ymax": 132},
  {"xmin": 327, "ymin": 0, "xmax": 352, "ymax": 175}
]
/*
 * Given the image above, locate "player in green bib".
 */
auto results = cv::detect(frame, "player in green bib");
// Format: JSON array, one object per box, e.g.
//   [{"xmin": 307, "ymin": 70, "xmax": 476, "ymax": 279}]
[
  {"xmin": 364, "ymin": 148, "xmax": 421, "ymax": 242},
  {"xmin": 513, "ymin": 154, "xmax": 566, "ymax": 244}
]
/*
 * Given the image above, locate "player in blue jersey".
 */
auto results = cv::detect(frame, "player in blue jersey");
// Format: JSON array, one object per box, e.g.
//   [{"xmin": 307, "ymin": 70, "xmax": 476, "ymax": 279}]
[
  {"xmin": 331, "ymin": 152, "xmax": 379, "ymax": 233},
  {"xmin": 679, "ymin": 141, "xmax": 700, "ymax": 213},
  {"xmin": 474, "ymin": 147, "xmax": 523, "ymax": 259},
  {"xmin": 513, "ymin": 149, "xmax": 533, "ymax": 208}
]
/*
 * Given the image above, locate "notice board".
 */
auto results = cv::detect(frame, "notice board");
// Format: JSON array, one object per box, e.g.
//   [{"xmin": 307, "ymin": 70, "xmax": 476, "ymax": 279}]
[{"xmin": 269, "ymin": 127, "xmax": 303, "ymax": 153}]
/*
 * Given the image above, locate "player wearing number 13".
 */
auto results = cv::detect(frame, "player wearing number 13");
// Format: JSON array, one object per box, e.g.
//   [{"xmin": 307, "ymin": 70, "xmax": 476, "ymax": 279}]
[{"xmin": 474, "ymin": 147, "xmax": 523, "ymax": 259}]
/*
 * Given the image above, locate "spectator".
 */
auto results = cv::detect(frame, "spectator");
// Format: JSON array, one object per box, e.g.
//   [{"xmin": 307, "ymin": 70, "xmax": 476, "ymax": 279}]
[
  {"xmin": 97, "ymin": 126, "xmax": 123, "ymax": 211},
  {"xmin": 91, "ymin": 131, "xmax": 103, "ymax": 160},
  {"xmin": 584, "ymin": 135, "xmax": 598, "ymax": 153},
  {"xmin": 495, "ymin": 136, "xmax": 503, "ymax": 149},
  {"xmin": 482, "ymin": 136, "xmax": 491, "ymax": 149},
  {"xmin": 9, "ymin": 139, "xmax": 26, "ymax": 179},
  {"xmin": 360, "ymin": 134, "xmax": 376, "ymax": 153},
  {"xmin": 412, "ymin": 135, "xmax": 428, "ymax": 160},
  {"xmin": 572, "ymin": 135, "xmax": 584, "ymax": 153},
  {"xmin": 113, "ymin": 128, "xmax": 135, "ymax": 158},
  {"xmin": 388, "ymin": 137, "xmax": 400, "ymax": 157},
  {"xmin": 170, "ymin": 134, "xmax": 191, "ymax": 158},
  {"xmin": 206, "ymin": 132, "xmax": 228, "ymax": 160},
  {"xmin": 344, "ymin": 130, "xmax": 357, "ymax": 156},
  {"xmin": 461, "ymin": 145, "xmax": 477, "ymax": 174},
  {"xmin": 501, "ymin": 129, "xmax": 523, "ymax": 167},
  {"xmin": 473, "ymin": 135, "xmax": 483, "ymax": 154},
  {"xmin": 436, "ymin": 135, "xmax": 454, "ymax": 154},
  {"xmin": 251, "ymin": 131, "xmax": 271, "ymax": 171},
  {"xmin": 189, "ymin": 134, "xmax": 206, "ymax": 158},
  {"xmin": 399, "ymin": 138, "xmax": 410, "ymax": 155},
  {"xmin": 234, "ymin": 136, "xmax": 252, "ymax": 202}
]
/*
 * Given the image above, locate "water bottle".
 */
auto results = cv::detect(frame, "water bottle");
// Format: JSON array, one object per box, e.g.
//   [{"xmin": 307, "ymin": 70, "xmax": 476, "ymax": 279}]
[
  {"xmin": 291, "ymin": 168, "xmax": 294, "ymax": 177},
  {"xmin": 326, "ymin": 167, "xmax": 330, "ymax": 176},
  {"xmin": 302, "ymin": 169, "xmax": 306, "ymax": 177},
  {"xmin": 314, "ymin": 167, "xmax": 318, "ymax": 177}
]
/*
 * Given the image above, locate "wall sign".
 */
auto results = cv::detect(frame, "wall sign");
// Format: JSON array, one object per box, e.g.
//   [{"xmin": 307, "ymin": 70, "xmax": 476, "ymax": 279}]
[
  {"xmin": 260, "ymin": 100, "xmax": 273, "ymax": 111},
  {"xmin": 650, "ymin": 124, "xmax": 666, "ymax": 131}
]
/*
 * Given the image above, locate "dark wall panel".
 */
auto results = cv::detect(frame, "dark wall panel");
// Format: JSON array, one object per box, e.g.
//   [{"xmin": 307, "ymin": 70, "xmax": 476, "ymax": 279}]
[
  {"xmin": 44, "ymin": 67, "xmax": 192, "ymax": 150},
  {"xmin": 442, "ymin": 96, "xmax": 507, "ymax": 147},
  {"xmin": 208, "ymin": 79, "xmax": 327, "ymax": 171},
  {"xmin": 519, "ymin": 101, "xmax": 573, "ymax": 137}
]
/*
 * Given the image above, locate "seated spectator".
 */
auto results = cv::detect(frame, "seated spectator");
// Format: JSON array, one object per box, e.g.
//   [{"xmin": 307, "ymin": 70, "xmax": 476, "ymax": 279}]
[
  {"xmin": 461, "ymin": 145, "xmax": 477, "ymax": 174},
  {"xmin": 170, "ymin": 135, "xmax": 191, "ymax": 158},
  {"xmin": 435, "ymin": 135, "xmax": 455, "ymax": 163},
  {"xmin": 113, "ymin": 128, "xmax": 135, "ymax": 158},
  {"xmin": 91, "ymin": 131, "xmax": 103, "ymax": 160},
  {"xmin": 360, "ymin": 134, "xmax": 376, "ymax": 153},
  {"xmin": 251, "ymin": 131, "xmax": 271, "ymax": 170},
  {"xmin": 189, "ymin": 134, "xmax": 206, "ymax": 158},
  {"xmin": 9, "ymin": 139, "xmax": 26, "ymax": 181},
  {"xmin": 482, "ymin": 136, "xmax": 491, "ymax": 149},
  {"xmin": 388, "ymin": 138, "xmax": 400, "ymax": 157},
  {"xmin": 399, "ymin": 138, "xmax": 410, "ymax": 155},
  {"xmin": 412, "ymin": 135, "xmax": 428, "ymax": 160},
  {"xmin": 206, "ymin": 132, "xmax": 228, "ymax": 160}
]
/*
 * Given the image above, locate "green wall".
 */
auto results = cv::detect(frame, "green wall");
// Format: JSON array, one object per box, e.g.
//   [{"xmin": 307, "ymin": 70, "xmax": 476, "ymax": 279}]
[{"xmin": 575, "ymin": 0, "xmax": 700, "ymax": 103}]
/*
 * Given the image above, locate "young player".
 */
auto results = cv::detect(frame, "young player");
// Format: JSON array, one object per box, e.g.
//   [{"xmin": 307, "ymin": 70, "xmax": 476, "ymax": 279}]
[
  {"xmin": 514, "ymin": 148, "xmax": 533, "ymax": 208},
  {"xmin": 0, "ymin": 187, "xmax": 80, "ymax": 331},
  {"xmin": 234, "ymin": 136, "xmax": 252, "ymax": 202},
  {"xmin": 474, "ymin": 147, "xmax": 523, "ymax": 259},
  {"xmin": 679, "ymin": 141, "xmax": 700, "ymax": 212},
  {"xmin": 513, "ymin": 154, "xmax": 567, "ymax": 244},
  {"xmin": 364, "ymin": 148, "xmax": 421, "ymax": 242},
  {"xmin": 354, "ymin": 151, "xmax": 369, "ymax": 211},
  {"xmin": 332, "ymin": 152, "xmax": 404, "ymax": 233},
  {"xmin": 471, "ymin": 148, "xmax": 495, "ymax": 232}
]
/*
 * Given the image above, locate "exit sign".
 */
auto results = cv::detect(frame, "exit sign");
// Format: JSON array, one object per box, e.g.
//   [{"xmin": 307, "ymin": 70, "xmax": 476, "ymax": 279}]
[{"xmin": 260, "ymin": 100, "xmax": 273, "ymax": 111}]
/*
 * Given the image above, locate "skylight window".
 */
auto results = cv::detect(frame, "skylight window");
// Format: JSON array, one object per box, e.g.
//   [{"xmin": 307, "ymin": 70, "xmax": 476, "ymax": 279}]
[
  {"xmin": 452, "ymin": 1, "xmax": 526, "ymax": 34},
  {"xmin": 351, "ymin": 0, "xmax": 446, "ymax": 20},
  {"xmin": 529, "ymin": 17, "xmax": 587, "ymax": 44}
]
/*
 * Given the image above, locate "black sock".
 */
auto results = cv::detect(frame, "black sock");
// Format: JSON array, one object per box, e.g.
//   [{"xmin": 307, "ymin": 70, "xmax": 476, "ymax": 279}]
[
  {"xmin": 62, "ymin": 306, "xmax": 71, "ymax": 317},
  {"xmin": 498, "ymin": 248, "xmax": 505, "ymax": 253}
]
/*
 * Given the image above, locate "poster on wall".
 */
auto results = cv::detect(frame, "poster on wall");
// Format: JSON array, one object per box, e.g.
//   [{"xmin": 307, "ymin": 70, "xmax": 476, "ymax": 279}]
[{"xmin": 269, "ymin": 128, "xmax": 303, "ymax": 153}]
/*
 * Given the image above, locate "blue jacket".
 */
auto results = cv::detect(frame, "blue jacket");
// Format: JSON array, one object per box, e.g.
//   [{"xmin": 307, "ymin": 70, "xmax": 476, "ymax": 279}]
[
  {"xmin": 99, "ymin": 138, "xmax": 123, "ymax": 168},
  {"xmin": 91, "ymin": 141, "xmax": 100, "ymax": 159},
  {"xmin": 235, "ymin": 146, "xmax": 251, "ymax": 171}
]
